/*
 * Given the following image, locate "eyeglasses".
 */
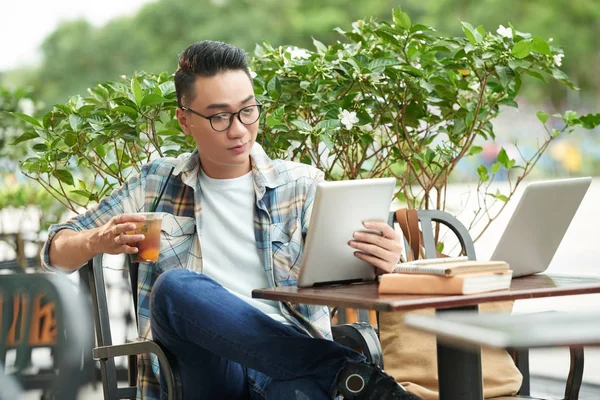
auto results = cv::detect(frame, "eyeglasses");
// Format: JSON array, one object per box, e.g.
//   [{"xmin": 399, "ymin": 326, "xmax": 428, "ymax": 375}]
[{"xmin": 180, "ymin": 103, "xmax": 263, "ymax": 132}]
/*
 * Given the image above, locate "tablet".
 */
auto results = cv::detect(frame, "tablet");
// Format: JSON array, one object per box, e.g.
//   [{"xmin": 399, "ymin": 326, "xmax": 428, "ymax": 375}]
[{"xmin": 297, "ymin": 177, "xmax": 396, "ymax": 287}]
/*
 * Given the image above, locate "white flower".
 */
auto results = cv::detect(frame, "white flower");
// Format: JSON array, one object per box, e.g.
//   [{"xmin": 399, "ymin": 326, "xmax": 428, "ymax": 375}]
[
  {"xmin": 553, "ymin": 53, "xmax": 564, "ymax": 67},
  {"xmin": 360, "ymin": 123, "xmax": 373, "ymax": 132},
  {"xmin": 469, "ymin": 81, "xmax": 480, "ymax": 91},
  {"xmin": 248, "ymin": 68, "xmax": 257, "ymax": 79},
  {"xmin": 17, "ymin": 98, "xmax": 35, "ymax": 115},
  {"xmin": 496, "ymin": 25, "xmax": 512, "ymax": 39},
  {"xmin": 288, "ymin": 47, "xmax": 310, "ymax": 60},
  {"xmin": 339, "ymin": 109, "xmax": 359, "ymax": 130}
]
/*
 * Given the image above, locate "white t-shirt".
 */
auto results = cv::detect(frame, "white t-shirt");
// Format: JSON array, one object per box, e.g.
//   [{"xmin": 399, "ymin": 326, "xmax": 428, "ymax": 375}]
[{"xmin": 197, "ymin": 168, "xmax": 288, "ymax": 324}]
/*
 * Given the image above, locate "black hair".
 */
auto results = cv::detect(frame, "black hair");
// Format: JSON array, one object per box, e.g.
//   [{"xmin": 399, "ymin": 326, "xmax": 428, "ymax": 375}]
[{"xmin": 174, "ymin": 40, "xmax": 251, "ymax": 107}]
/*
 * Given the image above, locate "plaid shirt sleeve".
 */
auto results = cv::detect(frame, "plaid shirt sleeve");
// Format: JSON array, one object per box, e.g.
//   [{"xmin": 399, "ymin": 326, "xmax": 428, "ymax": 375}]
[{"xmin": 40, "ymin": 165, "xmax": 153, "ymax": 272}]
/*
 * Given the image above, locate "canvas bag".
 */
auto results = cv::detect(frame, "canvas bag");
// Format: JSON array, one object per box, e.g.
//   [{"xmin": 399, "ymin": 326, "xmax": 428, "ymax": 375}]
[{"xmin": 379, "ymin": 209, "xmax": 523, "ymax": 399}]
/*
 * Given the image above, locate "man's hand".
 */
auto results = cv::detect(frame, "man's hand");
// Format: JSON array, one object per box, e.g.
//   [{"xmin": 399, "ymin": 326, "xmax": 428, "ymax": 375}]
[
  {"xmin": 348, "ymin": 220, "xmax": 403, "ymax": 273},
  {"xmin": 89, "ymin": 213, "xmax": 148, "ymax": 255}
]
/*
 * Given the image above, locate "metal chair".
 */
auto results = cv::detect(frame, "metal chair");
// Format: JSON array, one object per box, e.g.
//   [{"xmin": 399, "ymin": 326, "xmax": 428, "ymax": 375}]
[
  {"xmin": 87, "ymin": 254, "xmax": 182, "ymax": 399},
  {"xmin": 0, "ymin": 273, "xmax": 93, "ymax": 400},
  {"xmin": 88, "ymin": 253, "xmax": 383, "ymax": 399},
  {"xmin": 392, "ymin": 209, "xmax": 583, "ymax": 400}
]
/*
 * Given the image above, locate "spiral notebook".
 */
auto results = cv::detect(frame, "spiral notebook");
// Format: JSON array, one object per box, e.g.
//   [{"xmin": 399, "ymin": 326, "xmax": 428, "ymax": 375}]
[{"xmin": 392, "ymin": 258, "xmax": 509, "ymax": 277}]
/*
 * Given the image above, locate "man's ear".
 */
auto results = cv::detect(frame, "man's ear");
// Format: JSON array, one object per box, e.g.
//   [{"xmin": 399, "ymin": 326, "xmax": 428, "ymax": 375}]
[{"xmin": 176, "ymin": 108, "xmax": 192, "ymax": 135}]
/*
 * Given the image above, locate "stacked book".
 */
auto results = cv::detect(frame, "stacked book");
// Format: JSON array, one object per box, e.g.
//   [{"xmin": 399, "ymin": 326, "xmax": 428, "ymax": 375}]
[{"xmin": 379, "ymin": 256, "xmax": 513, "ymax": 295}]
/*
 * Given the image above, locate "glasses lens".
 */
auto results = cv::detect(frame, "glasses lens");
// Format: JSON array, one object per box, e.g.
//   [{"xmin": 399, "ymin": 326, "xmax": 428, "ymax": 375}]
[
  {"xmin": 239, "ymin": 105, "xmax": 261, "ymax": 125},
  {"xmin": 210, "ymin": 113, "xmax": 232, "ymax": 131}
]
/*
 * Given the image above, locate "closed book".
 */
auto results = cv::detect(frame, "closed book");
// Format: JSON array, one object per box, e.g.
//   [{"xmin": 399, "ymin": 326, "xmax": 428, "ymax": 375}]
[
  {"xmin": 392, "ymin": 260, "xmax": 509, "ymax": 277},
  {"xmin": 378, "ymin": 270, "xmax": 513, "ymax": 295}
]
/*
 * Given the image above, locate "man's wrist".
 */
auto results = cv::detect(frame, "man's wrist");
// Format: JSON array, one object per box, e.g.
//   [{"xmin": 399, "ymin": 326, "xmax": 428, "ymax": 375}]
[{"xmin": 85, "ymin": 227, "xmax": 102, "ymax": 257}]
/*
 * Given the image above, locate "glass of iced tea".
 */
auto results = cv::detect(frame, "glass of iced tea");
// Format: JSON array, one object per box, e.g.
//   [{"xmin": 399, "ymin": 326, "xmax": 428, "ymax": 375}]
[{"xmin": 127, "ymin": 213, "xmax": 163, "ymax": 263}]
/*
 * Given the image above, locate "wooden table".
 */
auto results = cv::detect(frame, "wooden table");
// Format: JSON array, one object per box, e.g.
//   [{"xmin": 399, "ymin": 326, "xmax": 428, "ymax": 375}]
[{"xmin": 252, "ymin": 274, "xmax": 600, "ymax": 400}]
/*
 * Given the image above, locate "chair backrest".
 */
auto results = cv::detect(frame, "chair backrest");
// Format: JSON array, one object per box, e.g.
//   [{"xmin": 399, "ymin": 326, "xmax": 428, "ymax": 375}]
[
  {"xmin": 88, "ymin": 254, "xmax": 140, "ymax": 398},
  {"xmin": 0, "ymin": 273, "xmax": 93, "ymax": 399},
  {"xmin": 389, "ymin": 209, "xmax": 476, "ymax": 260}
]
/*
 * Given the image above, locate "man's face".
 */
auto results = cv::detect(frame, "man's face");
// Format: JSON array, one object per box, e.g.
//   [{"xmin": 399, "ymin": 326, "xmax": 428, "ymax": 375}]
[{"xmin": 176, "ymin": 70, "xmax": 258, "ymax": 179}]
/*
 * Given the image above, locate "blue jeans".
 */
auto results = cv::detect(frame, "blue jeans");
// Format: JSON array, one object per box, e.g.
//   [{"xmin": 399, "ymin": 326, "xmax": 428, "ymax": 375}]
[{"xmin": 150, "ymin": 268, "xmax": 365, "ymax": 400}]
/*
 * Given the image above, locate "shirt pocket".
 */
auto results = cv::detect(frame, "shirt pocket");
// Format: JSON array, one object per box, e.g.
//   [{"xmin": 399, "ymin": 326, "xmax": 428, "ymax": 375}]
[
  {"xmin": 271, "ymin": 217, "xmax": 304, "ymax": 281},
  {"xmin": 157, "ymin": 214, "xmax": 196, "ymax": 272}
]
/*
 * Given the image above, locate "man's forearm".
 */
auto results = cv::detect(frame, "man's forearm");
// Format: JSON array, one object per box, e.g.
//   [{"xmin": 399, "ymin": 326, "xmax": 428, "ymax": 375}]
[{"xmin": 49, "ymin": 228, "xmax": 101, "ymax": 272}]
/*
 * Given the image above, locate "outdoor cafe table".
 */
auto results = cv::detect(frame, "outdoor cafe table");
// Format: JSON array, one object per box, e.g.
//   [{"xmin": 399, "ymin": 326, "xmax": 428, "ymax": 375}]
[{"xmin": 252, "ymin": 274, "xmax": 600, "ymax": 400}]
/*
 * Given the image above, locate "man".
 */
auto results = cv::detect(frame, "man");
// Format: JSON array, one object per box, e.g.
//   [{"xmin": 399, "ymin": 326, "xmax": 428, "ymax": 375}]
[{"xmin": 42, "ymin": 40, "xmax": 419, "ymax": 400}]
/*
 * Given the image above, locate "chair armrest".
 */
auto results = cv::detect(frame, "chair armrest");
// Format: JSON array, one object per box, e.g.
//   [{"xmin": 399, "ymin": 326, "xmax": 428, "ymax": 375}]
[
  {"xmin": 332, "ymin": 322, "xmax": 384, "ymax": 368},
  {"xmin": 93, "ymin": 340, "xmax": 182, "ymax": 400}
]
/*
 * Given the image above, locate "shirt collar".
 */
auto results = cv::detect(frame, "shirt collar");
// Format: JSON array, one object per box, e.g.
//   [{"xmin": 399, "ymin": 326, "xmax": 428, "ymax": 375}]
[{"xmin": 174, "ymin": 143, "xmax": 285, "ymax": 195}]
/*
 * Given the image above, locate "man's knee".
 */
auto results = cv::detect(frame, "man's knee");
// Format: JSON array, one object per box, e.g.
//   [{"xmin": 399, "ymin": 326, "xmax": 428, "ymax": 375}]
[
  {"xmin": 151, "ymin": 268, "xmax": 193, "ymax": 314},
  {"xmin": 151, "ymin": 269, "xmax": 214, "ymax": 315}
]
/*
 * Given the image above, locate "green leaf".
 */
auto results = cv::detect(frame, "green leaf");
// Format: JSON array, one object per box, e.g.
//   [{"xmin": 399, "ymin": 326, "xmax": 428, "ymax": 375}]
[
  {"xmin": 508, "ymin": 59, "xmax": 531, "ymax": 70},
  {"xmin": 512, "ymin": 41, "xmax": 531, "ymax": 59},
  {"xmin": 461, "ymin": 22, "xmax": 481, "ymax": 44},
  {"xmin": 499, "ymin": 99, "xmax": 519, "ymax": 108},
  {"xmin": 495, "ymin": 66, "xmax": 514, "ymax": 88},
  {"xmin": 271, "ymin": 106, "xmax": 285, "ymax": 122},
  {"xmin": 367, "ymin": 58, "xmax": 401, "ymax": 70},
  {"xmin": 487, "ymin": 191, "xmax": 509, "ymax": 202},
  {"xmin": 476, "ymin": 25, "xmax": 486, "ymax": 38},
  {"xmin": 312, "ymin": 38, "xmax": 328, "ymax": 54},
  {"xmin": 321, "ymin": 133, "xmax": 334, "ymax": 150},
  {"xmin": 112, "ymin": 106, "xmax": 138, "ymax": 119},
  {"xmin": 9, "ymin": 112, "xmax": 42, "ymax": 128},
  {"xmin": 141, "ymin": 93, "xmax": 167, "ymax": 107},
  {"xmin": 577, "ymin": 113, "xmax": 600, "ymax": 129},
  {"xmin": 267, "ymin": 76, "xmax": 282, "ymax": 99},
  {"xmin": 131, "ymin": 77, "xmax": 143, "ymax": 106},
  {"xmin": 32, "ymin": 143, "xmax": 49, "ymax": 152},
  {"xmin": 315, "ymin": 119, "xmax": 340, "ymax": 131},
  {"xmin": 531, "ymin": 37, "xmax": 551, "ymax": 55},
  {"xmin": 491, "ymin": 162, "xmax": 501, "ymax": 174},
  {"xmin": 70, "ymin": 189, "xmax": 93, "ymax": 199},
  {"xmin": 477, "ymin": 165, "xmax": 489, "ymax": 182},
  {"xmin": 158, "ymin": 81, "xmax": 176, "ymax": 96},
  {"xmin": 425, "ymin": 148, "xmax": 436, "ymax": 163},
  {"xmin": 468, "ymin": 145, "xmax": 483, "ymax": 156},
  {"xmin": 563, "ymin": 110, "xmax": 578, "ymax": 124},
  {"xmin": 69, "ymin": 113, "xmax": 84, "ymax": 131},
  {"xmin": 12, "ymin": 131, "xmax": 39, "ymax": 145},
  {"xmin": 497, "ymin": 148, "xmax": 510, "ymax": 167},
  {"xmin": 291, "ymin": 119, "xmax": 312, "ymax": 131},
  {"xmin": 54, "ymin": 169, "xmax": 75, "ymax": 186},
  {"xmin": 552, "ymin": 69, "xmax": 578, "ymax": 90},
  {"xmin": 536, "ymin": 111, "xmax": 550, "ymax": 124},
  {"xmin": 524, "ymin": 70, "xmax": 548, "ymax": 82},
  {"xmin": 393, "ymin": 9, "xmax": 411, "ymax": 30},
  {"xmin": 437, "ymin": 242, "xmax": 445, "ymax": 254}
]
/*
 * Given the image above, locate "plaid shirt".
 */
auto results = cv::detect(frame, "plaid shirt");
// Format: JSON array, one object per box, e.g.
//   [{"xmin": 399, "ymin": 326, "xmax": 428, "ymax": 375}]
[{"xmin": 41, "ymin": 143, "xmax": 331, "ymax": 399}]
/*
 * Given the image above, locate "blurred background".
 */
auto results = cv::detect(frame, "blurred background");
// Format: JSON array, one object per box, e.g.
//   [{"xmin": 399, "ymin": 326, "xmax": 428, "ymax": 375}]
[
  {"xmin": 1, "ymin": 0, "xmax": 599, "ymax": 398},
  {"xmin": 2, "ymin": 0, "xmax": 599, "ymax": 181}
]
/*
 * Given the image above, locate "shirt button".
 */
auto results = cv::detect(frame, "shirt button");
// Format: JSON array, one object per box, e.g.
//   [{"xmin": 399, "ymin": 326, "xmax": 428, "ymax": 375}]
[{"xmin": 284, "ymin": 242, "xmax": 289, "ymax": 247}]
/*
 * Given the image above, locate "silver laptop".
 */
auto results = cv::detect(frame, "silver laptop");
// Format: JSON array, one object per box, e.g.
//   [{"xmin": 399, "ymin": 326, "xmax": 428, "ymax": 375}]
[
  {"xmin": 490, "ymin": 177, "xmax": 591, "ymax": 277},
  {"xmin": 297, "ymin": 177, "xmax": 396, "ymax": 287}
]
